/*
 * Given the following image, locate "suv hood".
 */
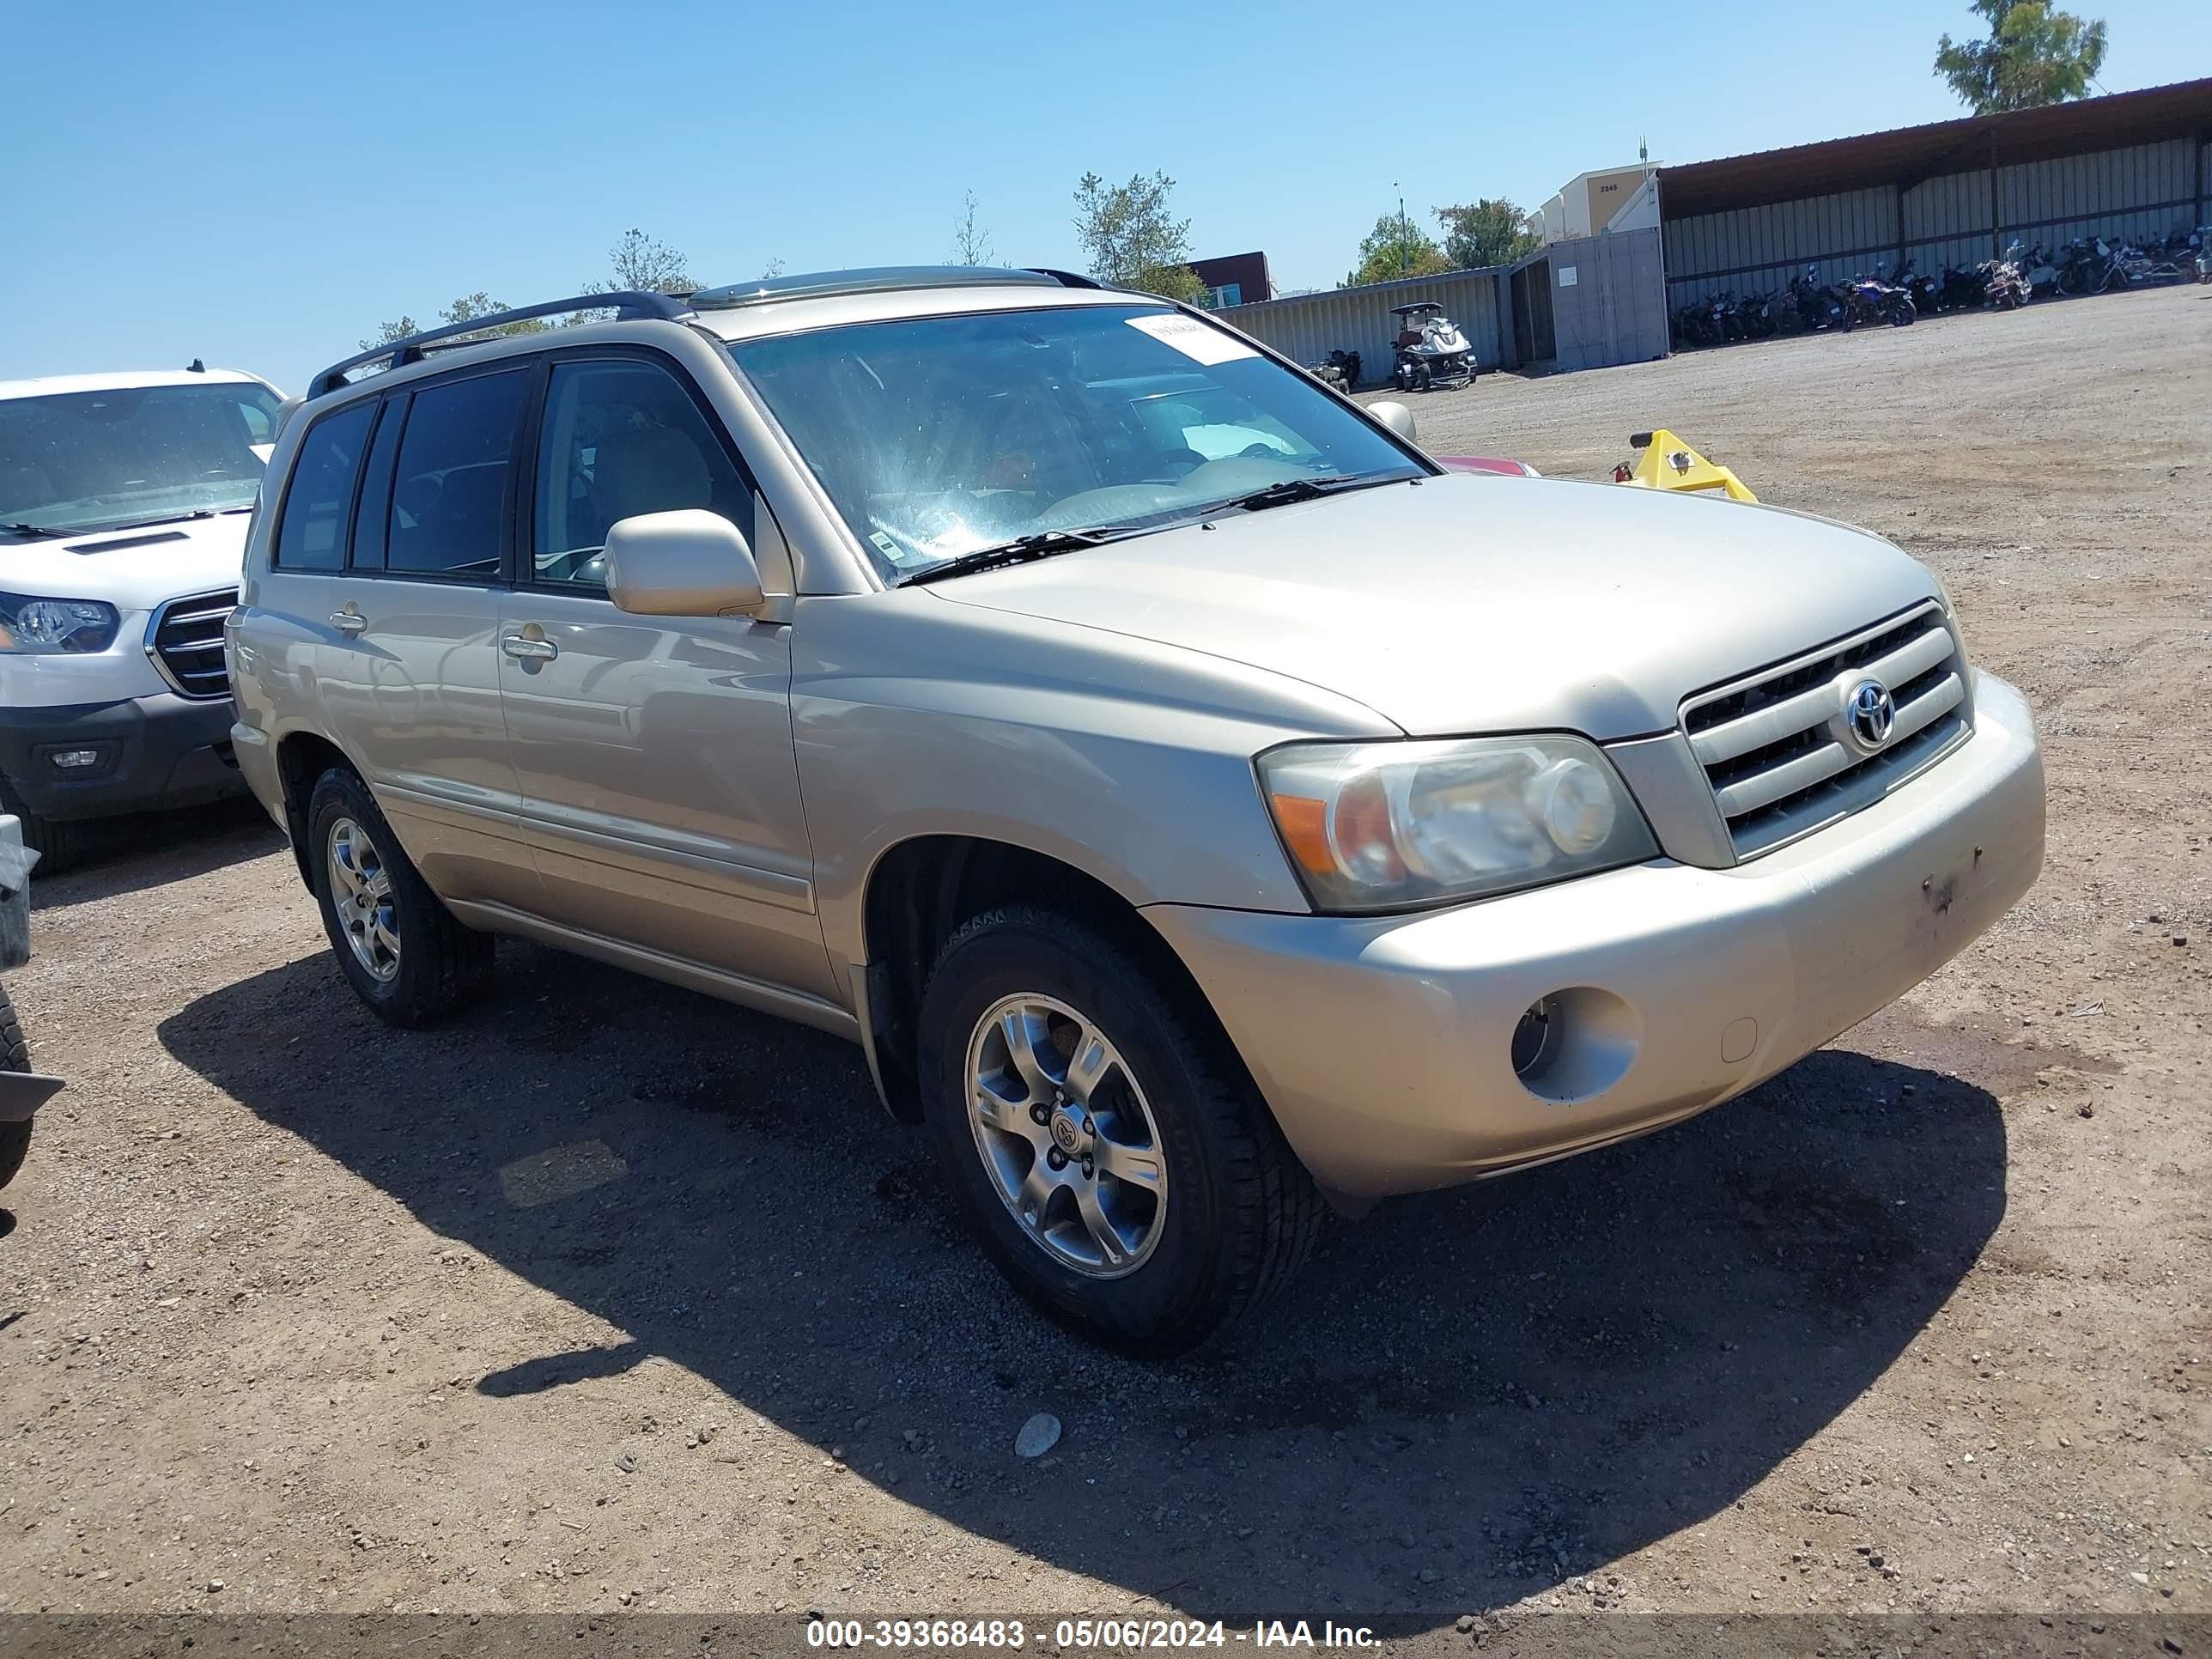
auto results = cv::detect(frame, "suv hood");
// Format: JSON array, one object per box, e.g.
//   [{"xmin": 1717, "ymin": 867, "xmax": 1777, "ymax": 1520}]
[
  {"xmin": 0, "ymin": 512, "xmax": 252, "ymax": 607},
  {"xmin": 928, "ymin": 474, "xmax": 1938, "ymax": 739}
]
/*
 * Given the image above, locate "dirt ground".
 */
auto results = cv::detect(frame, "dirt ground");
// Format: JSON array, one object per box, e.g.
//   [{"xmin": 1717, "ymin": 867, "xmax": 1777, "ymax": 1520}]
[{"xmin": 3, "ymin": 283, "xmax": 2208, "ymax": 1640}]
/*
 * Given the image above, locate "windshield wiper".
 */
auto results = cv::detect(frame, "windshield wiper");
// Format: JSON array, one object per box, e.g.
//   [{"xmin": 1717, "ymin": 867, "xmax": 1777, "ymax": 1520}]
[
  {"xmin": 1207, "ymin": 473, "xmax": 1413, "ymax": 515},
  {"xmin": 897, "ymin": 524, "xmax": 1152, "ymax": 588},
  {"xmin": 84, "ymin": 509, "xmax": 222, "ymax": 532},
  {"xmin": 3, "ymin": 523, "xmax": 69, "ymax": 540}
]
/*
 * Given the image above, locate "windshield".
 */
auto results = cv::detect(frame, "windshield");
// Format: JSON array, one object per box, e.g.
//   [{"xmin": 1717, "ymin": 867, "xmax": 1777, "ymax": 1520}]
[
  {"xmin": 0, "ymin": 380, "xmax": 283, "ymax": 535},
  {"xmin": 724, "ymin": 304, "xmax": 1425, "ymax": 579}
]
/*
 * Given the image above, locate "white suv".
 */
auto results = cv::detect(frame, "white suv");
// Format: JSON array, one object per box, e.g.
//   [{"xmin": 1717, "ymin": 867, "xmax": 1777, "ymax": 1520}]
[{"xmin": 0, "ymin": 367, "xmax": 285, "ymax": 866}]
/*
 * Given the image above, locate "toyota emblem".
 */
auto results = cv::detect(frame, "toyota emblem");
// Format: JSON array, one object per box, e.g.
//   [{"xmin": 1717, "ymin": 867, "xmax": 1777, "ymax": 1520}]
[{"xmin": 1847, "ymin": 678, "xmax": 1896, "ymax": 750}]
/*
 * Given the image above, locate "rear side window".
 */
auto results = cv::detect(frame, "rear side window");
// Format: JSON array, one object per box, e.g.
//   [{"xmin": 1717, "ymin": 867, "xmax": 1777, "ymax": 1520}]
[
  {"xmin": 274, "ymin": 401, "xmax": 375, "ymax": 570},
  {"xmin": 386, "ymin": 369, "xmax": 532, "ymax": 580}
]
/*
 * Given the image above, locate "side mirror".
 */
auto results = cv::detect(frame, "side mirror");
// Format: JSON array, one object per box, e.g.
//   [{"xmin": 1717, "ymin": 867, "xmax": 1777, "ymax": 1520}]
[
  {"xmin": 1370, "ymin": 400, "xmax": 1418, "ymax": 443},
  {"xmin": 604, "ymin": 509, "xmax": 764, "ymax": 617}
]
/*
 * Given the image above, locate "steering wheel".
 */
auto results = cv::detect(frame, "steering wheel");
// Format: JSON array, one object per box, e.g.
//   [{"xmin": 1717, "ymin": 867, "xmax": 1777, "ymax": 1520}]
[{"xmin": 1237, "ymin": 443, "xmax": 1282, "ymax": 460}]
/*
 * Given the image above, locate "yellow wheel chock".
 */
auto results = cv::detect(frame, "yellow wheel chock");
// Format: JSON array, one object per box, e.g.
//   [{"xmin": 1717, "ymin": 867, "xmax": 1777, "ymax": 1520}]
[{"xmin": 1610, "ymin": 429, "xmax": 1757, "ymax": 502}]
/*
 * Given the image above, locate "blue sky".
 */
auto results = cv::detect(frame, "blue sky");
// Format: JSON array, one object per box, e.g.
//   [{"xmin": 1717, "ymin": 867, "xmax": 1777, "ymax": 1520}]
[{"xmin": 5, "ymin": 1, "xmax": 2205, "ymax": 392}]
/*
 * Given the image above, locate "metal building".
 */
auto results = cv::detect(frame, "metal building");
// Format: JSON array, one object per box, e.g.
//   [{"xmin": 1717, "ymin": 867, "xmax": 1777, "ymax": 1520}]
[
  {"xmin": 1661, "ymin": 78, "xmax": 2212, "ymax": 312},
  {"xmin": 1212, "ymin": 228, "xmax": 1669, "ymax": 382}
]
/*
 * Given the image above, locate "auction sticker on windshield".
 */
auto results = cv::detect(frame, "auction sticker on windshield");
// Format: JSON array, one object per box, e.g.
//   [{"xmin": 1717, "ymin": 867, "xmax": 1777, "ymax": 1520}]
[{"xmin": 1126, "ymin": 312, "xmax": 1258, "ymax": 365}]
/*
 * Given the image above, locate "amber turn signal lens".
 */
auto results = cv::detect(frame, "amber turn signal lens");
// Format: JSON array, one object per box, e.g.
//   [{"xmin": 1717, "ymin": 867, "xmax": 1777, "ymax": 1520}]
[{"xmin": 1271, "ymin": 793, "xmax": 1334, "ymax": 876}]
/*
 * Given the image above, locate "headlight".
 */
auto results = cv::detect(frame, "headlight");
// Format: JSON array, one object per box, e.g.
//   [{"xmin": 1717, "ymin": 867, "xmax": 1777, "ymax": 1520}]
[
  {"xmin": 0, "ymin": 592, "xmax": 120, "ymax": 654},
  {"xmin": 1259, "ymin": 734, "xmax": 1659, "ymax": 913}
]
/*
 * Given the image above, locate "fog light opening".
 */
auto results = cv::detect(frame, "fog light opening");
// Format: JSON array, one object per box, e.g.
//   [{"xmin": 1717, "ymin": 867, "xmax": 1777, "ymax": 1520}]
[
  {"xmin": 1511, "ymin": 986, "xmax": 1643, "ymax": 1105},
  {"xmin": 1511, "ymin": 997, "xmax": 1562, "ymax": 1079}
]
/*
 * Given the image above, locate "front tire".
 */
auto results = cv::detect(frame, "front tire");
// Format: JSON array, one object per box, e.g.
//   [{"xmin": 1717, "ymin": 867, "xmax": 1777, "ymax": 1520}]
[
  {"xmin": 918, "ymin": 906, "xmax": 1323, "ymax": 1355},
  {"xmin": 0, "ymin": 779, "xmax": 81, "ymax": 877},
  {"xmin": 0, "ymin": 985, "xmax": 31, "ymax": 1191},
  {"xmin": 307, "ymin": 768, "xmax": 493, "ymax": 1026}
]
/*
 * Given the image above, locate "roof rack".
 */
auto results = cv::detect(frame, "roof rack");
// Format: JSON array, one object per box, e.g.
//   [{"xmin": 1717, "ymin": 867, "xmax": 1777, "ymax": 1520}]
[
  {"xmin": 690, "ymin": 265, "xmax": 1066, "ymax": 311},
  {"xmin": 307, "ymin": 290, "xmax": 692, "ymax": 399}
]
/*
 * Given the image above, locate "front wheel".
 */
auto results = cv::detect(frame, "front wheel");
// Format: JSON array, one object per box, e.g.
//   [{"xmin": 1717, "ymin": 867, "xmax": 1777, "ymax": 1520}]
[
  {"xmin": 307, "ymin": 768, "xmax": 494, "ymax": 1026},
  {"xmin": 0, "ymin": 985, "xmax": 30, "ymax": 1191},
  {"xmin": 0, "ymin": 780, "xmax": 81, "ymax": 877},
  {"xmin": 918, "ymin": 907, "xmax": 1324, "ymax": 1355}
]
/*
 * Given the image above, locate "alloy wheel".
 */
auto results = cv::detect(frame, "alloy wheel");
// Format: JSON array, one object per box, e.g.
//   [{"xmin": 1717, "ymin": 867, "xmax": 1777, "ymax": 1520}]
[
  {"xmin": 963, "ymin": 994, "xmax": 1167, "ymax": 1278},
  {"xmin": 327, "ymin": 817, "xmax": 400, "ymax": 983}
]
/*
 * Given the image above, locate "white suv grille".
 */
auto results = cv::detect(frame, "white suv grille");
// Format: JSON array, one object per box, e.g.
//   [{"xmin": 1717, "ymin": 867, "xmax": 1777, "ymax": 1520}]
[{"xmin": 1682, "ymin": 601, "xmax": 1970, "ymax": 860}]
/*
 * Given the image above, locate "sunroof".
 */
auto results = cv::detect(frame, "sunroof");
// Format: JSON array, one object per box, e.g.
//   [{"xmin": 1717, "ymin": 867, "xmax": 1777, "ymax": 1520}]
[{"xmin": 689, "ymin": 265, "xmax": 1067, "ymax": 310}]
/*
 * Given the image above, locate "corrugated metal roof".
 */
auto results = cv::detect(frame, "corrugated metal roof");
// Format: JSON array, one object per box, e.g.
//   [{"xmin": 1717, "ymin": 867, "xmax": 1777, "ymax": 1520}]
[{"xmin": 1658, "ymin": 79, "xmax": 2212, "ymax": 219}]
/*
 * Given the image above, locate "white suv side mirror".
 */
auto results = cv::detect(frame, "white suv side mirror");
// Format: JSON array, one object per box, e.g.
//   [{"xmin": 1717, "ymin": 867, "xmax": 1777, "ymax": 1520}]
[
  {"xmin": 604, "ymin": 509, "xmax": 765, "ymax": 617},
  {"xmin": 1370, "ymin": 401, "xmax": 1418, "ymax": 443}
]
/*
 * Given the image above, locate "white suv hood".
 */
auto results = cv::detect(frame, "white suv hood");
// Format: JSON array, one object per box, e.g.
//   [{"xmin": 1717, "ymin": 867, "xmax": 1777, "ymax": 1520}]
[
  {"xmin": 929, "ymin": 474, "xmax": 1939, "ymax": 739},
  {"xmin": 1, "ymin": 512, "xmax": 252, "ymax": 606}
]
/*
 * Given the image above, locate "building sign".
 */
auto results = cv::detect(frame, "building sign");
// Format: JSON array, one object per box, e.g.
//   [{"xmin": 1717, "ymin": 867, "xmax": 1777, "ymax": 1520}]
[{"xmin": 1558, "ymin": 266, "xmax": 1579, "ymax": 288}]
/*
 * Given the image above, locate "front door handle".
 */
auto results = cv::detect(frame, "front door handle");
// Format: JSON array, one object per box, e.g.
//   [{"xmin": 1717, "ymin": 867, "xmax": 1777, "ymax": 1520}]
[
  {"xmin": 500, "ymin": 633, "xmax": 558, "ymax": 662},
  {"xmin": 330, "ymin": 609, "xmax": 368, "ymax": 636}
]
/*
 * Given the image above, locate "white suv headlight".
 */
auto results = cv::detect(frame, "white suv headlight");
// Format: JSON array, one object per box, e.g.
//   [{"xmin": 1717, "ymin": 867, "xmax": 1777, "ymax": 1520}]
[{"xmin": 1258, "ymin": 735, "xmax": 1659, "ymax": 914}]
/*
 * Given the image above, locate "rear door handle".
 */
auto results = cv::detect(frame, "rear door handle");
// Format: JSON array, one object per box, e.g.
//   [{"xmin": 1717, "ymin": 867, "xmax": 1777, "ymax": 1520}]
[
  {"xmin": 330, "ymin": 609, "xmax": 367, "ymax": 636},
  {"xmin": 500, "ymin": 634, "xmax": 558, "ymax": 662}
]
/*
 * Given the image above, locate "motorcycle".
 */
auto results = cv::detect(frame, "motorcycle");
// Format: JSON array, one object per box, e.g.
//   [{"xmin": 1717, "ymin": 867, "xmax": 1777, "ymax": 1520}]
[
  {"xmin": 1388, "ymin": 301, "xmax": 1474, "ymax": 392},
  {"xmin": 1788, "ymin": 267, "xmax": 1849, "ymax": 331},
  {"xmin": 2018, "ymin": 242, "xmax": 2063, "ymax": 297},
  {"xmin": 1736, "ymin": 289, "xmax": 1780, "ymax": 339},
  {"xmin": 1843, "ymin": 271, "xmax": 1916, "ymax": 327},
  {"xmin": 2113, "ymin": 240, "xmax": 2188, "ymax": 287},
  {"xmin": 2057, "ymin": 238, "xmax": 2124, "ymax": 296},
  {"xmin": 1939, "ymin": 263, "xmax": 1990, "ymax": 311},
  {"xmin": 1980, "ymin": 244, "xmax": 2031, "ymax": 310},
  {"xmin": 2195, "ymin": 228, "xmax": 2212, "ymax": 284},
  {"xmin": 1893, "ymin": 259, "xmax": 1943, "ymax": 318}
]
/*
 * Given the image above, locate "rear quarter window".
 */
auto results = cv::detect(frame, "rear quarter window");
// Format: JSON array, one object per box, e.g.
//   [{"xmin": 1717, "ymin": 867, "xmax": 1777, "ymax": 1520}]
[{"xmin": 275, "ymin": 401, "xmax": 376, "ymax": 571}]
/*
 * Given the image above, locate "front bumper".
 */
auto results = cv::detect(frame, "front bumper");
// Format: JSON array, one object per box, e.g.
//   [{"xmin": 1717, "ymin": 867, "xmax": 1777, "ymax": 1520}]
[
  {"xmin": 0, "ymin": 694, "xmax": 245, "ymax": 821},
  {"xmin": 1147, "ymin": 672, "xmax": 2045, "ymax": 1198}
]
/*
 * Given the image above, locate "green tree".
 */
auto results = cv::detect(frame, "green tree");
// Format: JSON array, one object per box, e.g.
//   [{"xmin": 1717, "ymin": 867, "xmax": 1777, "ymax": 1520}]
[
  {"xmin": 584, "ymin": 228, "xmax": 693, "ymax": 296},
  {"xmin": 950, "ymin": 191, "xmax": 994, "ymax": 265},
  {"xmin": 1935, "ymin": 0, "xmax": 2106, "ymax": 112},
  {"xmin": 1073, "ymin": 170, "xmax": 1208, "ymax": 303},
  {"xmin": 1344, "ymin": 212, "xmax": 1451, "ymax": 289},
  {"xmin": 357, "ymin": 293, "xmax": 546, "ymax": 353},
  {"xmin": 1434, "ymin": 198, "xmax": 1539, "ymax": 270},
  {"xmin": 358, "ymin": 315, "xmax": 420, "ymax": 350}
]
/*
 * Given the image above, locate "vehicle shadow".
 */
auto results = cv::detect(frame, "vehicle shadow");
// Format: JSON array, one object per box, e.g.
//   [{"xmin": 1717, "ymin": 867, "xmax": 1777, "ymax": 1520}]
[
  {"xmin": 157, "ymin": 942, "xmax": 2008, "ymax": 1624},
  {"xmin": 30, "ymin": 798, "xmax": 283, "ymax": 911}
]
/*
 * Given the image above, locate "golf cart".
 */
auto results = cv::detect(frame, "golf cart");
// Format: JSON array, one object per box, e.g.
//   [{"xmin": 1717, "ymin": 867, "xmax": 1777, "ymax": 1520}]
[{"xmin": 1389, "ymin": 301, "xmax": 1475, "ymax": 392}]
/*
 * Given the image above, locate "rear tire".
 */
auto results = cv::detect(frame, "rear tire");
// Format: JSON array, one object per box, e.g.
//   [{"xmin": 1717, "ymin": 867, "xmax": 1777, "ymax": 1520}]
[
  {"xmin": 0, "ymin": 780, "xmax": 81, "ymax": 877},
  {"xmin": 0, "ymin": 985, "xmax": 32, "ymax": 1191},
  {"xmin": 918, "ymin": 905, "xmax": 1323, "ymax": 1356},
  {"xmin": 306, "ymin": 768, "xmax": 494, "ymax": 1027}
]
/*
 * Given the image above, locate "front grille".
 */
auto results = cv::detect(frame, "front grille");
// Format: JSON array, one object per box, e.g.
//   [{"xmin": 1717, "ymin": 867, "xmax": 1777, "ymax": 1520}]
[
  {"xmin": 1683, "ymin": 600, "xmax": 1971, "ymax": 860},
  {"xmin": 147, "ymin": 588, "xmax": 239, "ymax": 702}
]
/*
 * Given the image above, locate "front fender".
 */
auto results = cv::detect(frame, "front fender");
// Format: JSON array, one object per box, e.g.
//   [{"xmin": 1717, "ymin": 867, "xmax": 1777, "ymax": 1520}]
[{"xmin": 788, "ymin": 590, "xmax": 1391, "ymax": 970}]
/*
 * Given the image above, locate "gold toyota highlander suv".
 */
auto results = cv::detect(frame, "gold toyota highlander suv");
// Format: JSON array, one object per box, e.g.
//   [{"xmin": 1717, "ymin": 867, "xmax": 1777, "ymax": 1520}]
[{"xmin": 228, "ymin": 267, "xmax": 2045, "ymax": 1352}]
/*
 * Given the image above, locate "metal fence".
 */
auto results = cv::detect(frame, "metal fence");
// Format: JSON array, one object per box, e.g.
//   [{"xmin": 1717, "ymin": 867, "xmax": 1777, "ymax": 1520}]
[
  {"xmin": 1213, "ymin": 265, "xmax": 1508, "ymax": 386},
  {"xmin": 1663, "ymin": 137, "xmax": 2209, "ymax": 309}
]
